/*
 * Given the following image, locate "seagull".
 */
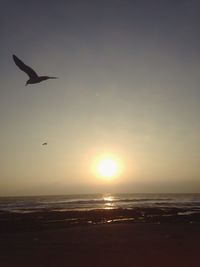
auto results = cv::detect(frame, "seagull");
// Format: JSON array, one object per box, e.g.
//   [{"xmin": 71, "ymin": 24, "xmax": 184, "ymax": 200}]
[
  {"xmin": 13, "ymin": 55, "xmax": 58, "ymax": 85},
  {"xmin": 42, "ymin": 142, "xmax": 47, "ymax": 146}
]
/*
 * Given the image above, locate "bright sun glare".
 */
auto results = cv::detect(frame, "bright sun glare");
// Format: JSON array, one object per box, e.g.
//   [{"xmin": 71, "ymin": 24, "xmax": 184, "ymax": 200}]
[{"xmin": 96, "ymin": 158, "xmax": 119, "ymax": 179}]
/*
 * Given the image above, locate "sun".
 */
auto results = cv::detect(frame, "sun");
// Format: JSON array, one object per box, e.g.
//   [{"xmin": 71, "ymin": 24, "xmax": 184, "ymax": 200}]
[
  {"xmin": 90, "ymin": 153, "xmax": 123, "ymax": 181},
  {"xmin": 96, "ymin": 158, "xmax": 119, "ymax": 179}
]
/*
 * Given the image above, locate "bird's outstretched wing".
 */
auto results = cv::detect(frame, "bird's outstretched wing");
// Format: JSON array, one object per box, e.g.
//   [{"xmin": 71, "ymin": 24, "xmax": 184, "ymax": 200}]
[{"xmin": 13, "ymin": 55, "xmax": 38, "ymax": 79}]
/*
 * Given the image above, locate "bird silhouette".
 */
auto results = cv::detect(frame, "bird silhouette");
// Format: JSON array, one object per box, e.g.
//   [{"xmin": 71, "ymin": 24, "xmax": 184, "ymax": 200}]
[
  {"xmin": 42, "ymin": 142, "xmax": 48, "ymax": 146},
  {"xmin": 13, "ymin": 55, "xmax": 58, "ymax": 85}
]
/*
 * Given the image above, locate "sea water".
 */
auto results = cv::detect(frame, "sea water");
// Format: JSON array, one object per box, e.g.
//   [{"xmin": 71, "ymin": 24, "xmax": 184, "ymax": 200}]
[{"xmin": 0, "ymin": 193, "xmax": 200, "ymax": 213}]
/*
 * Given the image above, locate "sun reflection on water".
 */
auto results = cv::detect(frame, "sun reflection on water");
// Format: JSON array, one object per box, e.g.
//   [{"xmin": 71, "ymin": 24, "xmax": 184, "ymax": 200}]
[
  {"xmin": 103, "ymin": 195, "xmax": 115, "ymax": 209},
  {"xmin": 103, "ymin": 196, "xmax": 114, "ymax": 202}
]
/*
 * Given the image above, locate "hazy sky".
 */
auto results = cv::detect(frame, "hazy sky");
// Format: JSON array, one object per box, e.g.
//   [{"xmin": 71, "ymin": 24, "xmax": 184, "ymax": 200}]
[{"xmin": 1, "ymin": 0, "xmax": 200, "ymax": 195}]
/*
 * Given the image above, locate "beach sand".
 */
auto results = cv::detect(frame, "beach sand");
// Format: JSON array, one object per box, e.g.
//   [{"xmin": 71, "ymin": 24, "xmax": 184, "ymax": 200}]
[{"xmin": 0, "ymin": 222, "xmax": 199, "ymax": 267}]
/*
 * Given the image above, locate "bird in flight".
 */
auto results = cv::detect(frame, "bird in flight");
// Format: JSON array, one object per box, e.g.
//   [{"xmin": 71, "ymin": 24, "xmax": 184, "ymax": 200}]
[
  {"xmin": 13, "ymin": 55, "xmax": 58, "ymax": 85},
  {"xmin": 42, "ymin": 142, "xmax": 48, "ymax": 146}
]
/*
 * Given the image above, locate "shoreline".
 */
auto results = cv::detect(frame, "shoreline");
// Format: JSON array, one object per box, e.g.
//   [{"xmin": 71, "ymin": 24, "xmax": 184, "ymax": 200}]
[
  {"xmin": 0, "ymin": 208, "xmax": 199, "ymax": 266},
  {"xmin": 0, "ymin": 207, "xmax": 200, "ymax": 233}
]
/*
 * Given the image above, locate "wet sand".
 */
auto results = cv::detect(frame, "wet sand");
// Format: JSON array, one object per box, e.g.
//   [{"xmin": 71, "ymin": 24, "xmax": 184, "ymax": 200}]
[{"xmin": 0, "ymin": 210, "xmax": 199, "ymax": 267}]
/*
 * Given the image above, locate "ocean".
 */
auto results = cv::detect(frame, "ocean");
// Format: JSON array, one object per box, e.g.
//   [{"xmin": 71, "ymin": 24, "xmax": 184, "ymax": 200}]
[{"xmin": 0, "ymin": 193, "xmax": 200, "ymax": 213}]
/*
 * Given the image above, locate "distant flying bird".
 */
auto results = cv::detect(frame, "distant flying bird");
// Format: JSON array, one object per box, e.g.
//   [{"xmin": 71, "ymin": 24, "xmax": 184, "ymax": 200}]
[
  {"xmin": 42, "ymin": 142, "xmax": 47, "ymax": 146},
  {"xmin": 13, "ymin": 55, "xmax": 58, "ymax": 85}
]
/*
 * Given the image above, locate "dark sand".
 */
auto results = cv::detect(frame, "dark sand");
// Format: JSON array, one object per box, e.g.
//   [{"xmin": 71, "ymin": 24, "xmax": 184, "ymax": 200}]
[{"xmin": 0, "ymin": 210, "xmax": 199, "ymax": 267}]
